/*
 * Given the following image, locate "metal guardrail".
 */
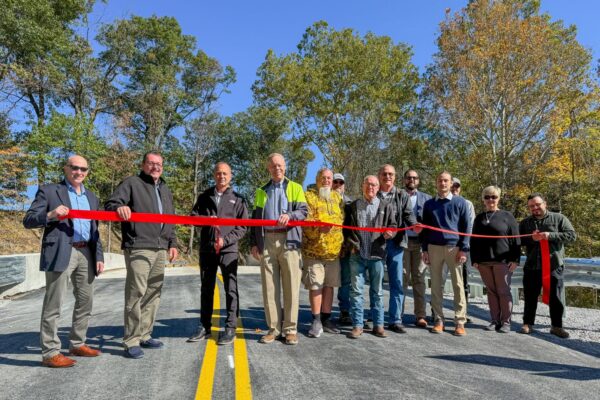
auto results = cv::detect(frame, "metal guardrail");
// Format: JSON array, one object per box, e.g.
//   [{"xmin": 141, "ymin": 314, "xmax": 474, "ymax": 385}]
[
  {"xmin": 463, "ymin": 257, "xmax": 600, "ymax": 308},
  {"xmin": 467, "ymin": 257, "xmax": 600, "ymax": 290}
]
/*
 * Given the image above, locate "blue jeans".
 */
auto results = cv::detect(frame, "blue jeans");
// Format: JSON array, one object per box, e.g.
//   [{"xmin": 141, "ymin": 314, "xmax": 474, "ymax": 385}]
[
  {"xmin": 349, "ymin": 254, "xmax": 384, "ymax": 328},
  {"xmin": 386, "ymin": 240, "xmax": 405, "ymax": 325},
  {"xmin": 337, "ymin": 255, "xmax": 351, "ymax": 312}
]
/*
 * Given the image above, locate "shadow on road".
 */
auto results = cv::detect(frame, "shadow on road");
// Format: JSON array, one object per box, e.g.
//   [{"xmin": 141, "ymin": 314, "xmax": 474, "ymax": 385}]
[{"xmin": 427, "ymin": 354, "xmax": 600, "ymax": 381}]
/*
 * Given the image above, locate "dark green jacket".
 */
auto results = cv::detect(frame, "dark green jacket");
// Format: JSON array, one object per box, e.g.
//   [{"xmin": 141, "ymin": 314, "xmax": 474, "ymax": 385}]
[{"xmin": 519, "ymin": 211, "xmax": 576, "ymax": 271}]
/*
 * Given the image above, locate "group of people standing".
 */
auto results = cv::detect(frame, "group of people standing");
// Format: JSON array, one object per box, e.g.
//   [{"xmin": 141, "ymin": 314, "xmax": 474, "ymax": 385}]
[{"xmin": 24, "ymin": 151, "xmax": 576, "ymax": 369}]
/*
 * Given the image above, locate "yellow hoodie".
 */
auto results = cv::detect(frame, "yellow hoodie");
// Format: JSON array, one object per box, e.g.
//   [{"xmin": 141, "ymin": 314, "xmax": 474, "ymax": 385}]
[{"xmin": 302, "ymin": 187, "xmax": 345, "ymax": 260}]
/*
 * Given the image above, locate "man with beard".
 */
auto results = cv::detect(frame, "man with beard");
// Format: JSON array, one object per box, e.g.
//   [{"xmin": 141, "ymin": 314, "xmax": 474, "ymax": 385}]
[
  {"xmin": 519, "ymin": 193, "xmax": 576, "ymax": 338},
  {"xmin": 302, "ymin": 168, "xmax": 345, "ymax": 337},
  {"xmin": 401, "ymin": 169, "xmax": 432, "ymax": 328}
]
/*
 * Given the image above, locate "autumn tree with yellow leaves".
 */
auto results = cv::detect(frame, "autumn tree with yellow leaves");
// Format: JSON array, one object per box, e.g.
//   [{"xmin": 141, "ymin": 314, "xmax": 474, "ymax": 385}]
[{"xmin": 422, "ymin": 0, "xmax": 599, "ymax": 256}]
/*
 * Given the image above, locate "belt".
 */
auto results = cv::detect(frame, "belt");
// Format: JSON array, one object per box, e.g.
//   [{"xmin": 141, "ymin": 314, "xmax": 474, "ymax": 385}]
[
  {"xmin": 72, "ymin": 241, "xmax": 88, "ymax": 248},
  {"xmin": 265, "ymin": 228, "xmax": 288, "ymax": 234}
]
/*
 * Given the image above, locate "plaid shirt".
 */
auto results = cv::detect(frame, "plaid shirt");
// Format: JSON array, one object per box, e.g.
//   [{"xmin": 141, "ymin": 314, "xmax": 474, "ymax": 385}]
[{"xmin": 356, "ymin": 197, "xmax": 380, "ymax": 260}]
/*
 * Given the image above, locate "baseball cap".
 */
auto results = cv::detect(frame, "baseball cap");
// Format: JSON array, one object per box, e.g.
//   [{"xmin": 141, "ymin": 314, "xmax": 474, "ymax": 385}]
[
  {"xmin": 333, "ymin": 173, "xmax": 345, "ymax": 182},
  {"xmin": 452, "ymin": 177, "xmax": 461, "ymax": 186}
]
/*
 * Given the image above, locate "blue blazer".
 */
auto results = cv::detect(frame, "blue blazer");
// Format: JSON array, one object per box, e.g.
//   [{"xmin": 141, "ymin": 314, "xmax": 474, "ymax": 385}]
[
  {"xmin": 401, "ymin": 189, "xmax": 432, "ymax": 222},
  {"xmin": 23, "ymin": 180, "xmax": 104, "ymax": 273}
]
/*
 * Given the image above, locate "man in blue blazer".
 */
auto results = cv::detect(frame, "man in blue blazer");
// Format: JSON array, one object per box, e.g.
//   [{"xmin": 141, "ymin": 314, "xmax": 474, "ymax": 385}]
[
  {"xmin": 401, "ymin": 169, "xmax": 432, "ymax": 328},
  {"xmin": 24, "ymin": 155, "xmax": 104, "ymax": 368}
]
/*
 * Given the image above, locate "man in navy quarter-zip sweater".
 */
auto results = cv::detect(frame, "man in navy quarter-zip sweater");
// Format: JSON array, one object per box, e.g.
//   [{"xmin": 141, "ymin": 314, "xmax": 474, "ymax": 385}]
[{"xmin": 420, "ymin": 171, "xmax": 472, "ymax": 336}]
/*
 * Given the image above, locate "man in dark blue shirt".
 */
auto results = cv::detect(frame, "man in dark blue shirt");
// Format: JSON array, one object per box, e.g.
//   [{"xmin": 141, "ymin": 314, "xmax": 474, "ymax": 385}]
[{"xmin": 421, "ymin": 171, "xmax": 471, "ymax": 336}]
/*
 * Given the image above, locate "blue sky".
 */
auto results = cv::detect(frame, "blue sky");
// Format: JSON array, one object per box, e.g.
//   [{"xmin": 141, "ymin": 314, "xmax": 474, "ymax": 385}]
[{"xmin": 88, "ymin": 0, "xmax": 600, "ymax": 187}]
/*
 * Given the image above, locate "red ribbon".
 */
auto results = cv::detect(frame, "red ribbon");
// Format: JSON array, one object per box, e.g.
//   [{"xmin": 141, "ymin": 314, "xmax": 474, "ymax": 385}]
[
  {"xmin": 64, "ymin": 209, "xmax": 552, "ymax": 305},
  {"xmin": 540, "ymin": 239, "xmax": 551, "ymax": 305}
]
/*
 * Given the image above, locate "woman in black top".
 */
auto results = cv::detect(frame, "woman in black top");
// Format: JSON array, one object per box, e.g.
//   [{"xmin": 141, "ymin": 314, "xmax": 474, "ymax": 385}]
[{"xmin": 471, "ymin": 186, "xmax": 520, "ymax": 333}]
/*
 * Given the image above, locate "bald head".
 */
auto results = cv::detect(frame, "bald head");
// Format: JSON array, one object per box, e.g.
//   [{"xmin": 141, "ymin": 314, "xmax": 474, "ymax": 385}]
[{"xmin": 64, "ymin": 155, "xmax": 89, "ymax": 190}]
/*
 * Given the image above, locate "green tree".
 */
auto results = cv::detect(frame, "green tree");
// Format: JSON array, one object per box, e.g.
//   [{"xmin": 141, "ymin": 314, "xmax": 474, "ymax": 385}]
[
  {"xmin": 0, "ymin": 0, "xmax": 94, "ymax": 128},
  {"xmin": 25, "ymin": 112, "xmax": 107, "ymax": 185},
  {"xmin": 253, "ymin": 21, "xmax": 418, "ymax": 194},
  {"xmin": 97, "ymin": 15, "xmax": 235, "ymax": 150}
]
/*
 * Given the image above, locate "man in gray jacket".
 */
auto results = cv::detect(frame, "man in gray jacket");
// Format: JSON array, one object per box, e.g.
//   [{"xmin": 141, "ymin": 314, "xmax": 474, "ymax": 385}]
[
  {"xmin": 105, "ymin": 151, "xmax": 178, "ymax": 359},
  {"xmin": 519, "ymin": 193, "xmax": 576, "ymax": 338}
]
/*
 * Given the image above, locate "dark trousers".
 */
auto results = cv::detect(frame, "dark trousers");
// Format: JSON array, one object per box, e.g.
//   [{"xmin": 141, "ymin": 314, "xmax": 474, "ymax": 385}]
[
  {"xmin": 523, "ymin": 268, "xmax": 564, "ymax": 328},
  {"xmin": 200, "ymin": 252, "xmax": 239, "ymax": 330}
]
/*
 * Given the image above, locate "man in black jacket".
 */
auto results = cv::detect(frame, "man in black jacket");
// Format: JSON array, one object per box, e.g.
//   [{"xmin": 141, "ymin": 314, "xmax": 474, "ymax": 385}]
[
  {"xmin": 105, "ymin": 151, "xmax": 178, "ymax": 359},
  {"xmin": 344, "ymin": 175, "xmax": 396, "ymax": 339},
  {"xmin": 187, "ymin": 162, "xmax": 248, "ymax": 345}
]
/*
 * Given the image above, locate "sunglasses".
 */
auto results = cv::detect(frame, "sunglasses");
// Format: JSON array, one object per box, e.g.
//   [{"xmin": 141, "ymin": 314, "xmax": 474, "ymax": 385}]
[
  {"xmin": 484, "ymin": 195, "xmax": 498, "ymax": 200},
  {"xmin": 333, "ymin": 180, "xmax": 344, "ymax": 184},
  {"xmin": 68, "ymin": 165, "xmax": 89, "ymax": 172}
]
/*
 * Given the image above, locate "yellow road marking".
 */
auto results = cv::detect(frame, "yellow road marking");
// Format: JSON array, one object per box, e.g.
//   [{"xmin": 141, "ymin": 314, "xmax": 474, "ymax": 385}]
[
  {"xmin": 233, "ymin": 295, "xmax": 253, "ymax": 399},
  {"xmin": 195, "ymin": 278, "xmax": 220, "ymax": 400},
  {"xmin": 194, "ymin": 273, "xmax": 253, "ymax": 399}
]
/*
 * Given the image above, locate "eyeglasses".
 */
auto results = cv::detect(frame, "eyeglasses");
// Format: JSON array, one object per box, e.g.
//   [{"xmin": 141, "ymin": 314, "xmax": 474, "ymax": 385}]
[
  {"xmin": 484, "ymin": 195, "xmax": 498, "ymax": 200},
  {"xmin": 405, "ymin": 176, "xmax": 419, "ymax": 180},
  {"xmin": 145, "ymin": 162, "xmax": 163, "ymax": 168},
  {"xmin": 333, "ymin": 180, "xmax": 344, "ymax": 184},
  {"xmin": 68, "ymin": 165, "xmax": 89, "ymax": 172}
]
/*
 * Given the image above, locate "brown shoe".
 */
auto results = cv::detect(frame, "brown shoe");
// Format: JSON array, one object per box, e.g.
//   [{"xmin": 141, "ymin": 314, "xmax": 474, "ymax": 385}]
[
  {"xmin": 373, "ymin": 326, "xmax": 388, "ymax": 338},
  {"xmin": 453, "ymin": 324, "xmax": 466, "ymax": 336},
  {"xmin": 259, "ymin": 332, "xmax": 277, "ymax": 344},
  {"xmin": 431, "ymin": 321, "xmax": 444, "ymax": 334},
  {"xmin": 550, "ymin": 326, "xmax": 570, "ymax": 339},
  {"xmin": 70, "ymin": 345, "xmax": 101, "ymax": 357},
  {"xmin": 347, "ymin": 327, "xmax": 363, "ymax": 339},
  {"xmin": 285, "ymin": 333, "xmax": 298, "ymax": 345},
  {"xmin": 42, "ymin": 354, "xmax": 76, "ymax": 368},
  {"xmin": 415, "ymin": 318, "xmax": 428, "ymax": 329}
]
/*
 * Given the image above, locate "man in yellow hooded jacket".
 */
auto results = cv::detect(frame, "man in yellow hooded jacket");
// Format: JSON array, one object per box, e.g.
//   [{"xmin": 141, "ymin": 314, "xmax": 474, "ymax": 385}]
[{"xmin": 302, "ymin": 168, "xmax": 345, "ymax": 338}]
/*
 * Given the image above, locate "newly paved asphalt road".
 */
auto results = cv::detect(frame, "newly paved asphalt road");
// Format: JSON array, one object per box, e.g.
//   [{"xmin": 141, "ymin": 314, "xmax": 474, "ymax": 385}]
[{"xmin": 0, "ymin": 266, "xmax": 599, "ymax": 400}]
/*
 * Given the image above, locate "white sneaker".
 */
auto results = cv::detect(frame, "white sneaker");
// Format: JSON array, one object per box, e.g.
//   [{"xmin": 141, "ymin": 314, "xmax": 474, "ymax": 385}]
[{"xmin": 308, "ymin": 319, "xmax": 323, "ymax": 338}]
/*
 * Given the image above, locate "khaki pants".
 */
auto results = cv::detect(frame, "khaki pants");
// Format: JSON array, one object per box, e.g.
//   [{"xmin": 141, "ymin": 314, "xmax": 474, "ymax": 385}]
[
  {"xmin": 260, "ymin": 232, "xmax": 301, "ymax": 336},
  {"xmin": 402, "ymin": 239, "xmax": 427, "ymax": 319},
  {"xmin": 123, "ymin": 249, "xmax": 167, "ymax": 348},
  {"xmin": 41, "ymin": 247, "xmax": 94, "ymax": 359},
  {"xmin": 428, "ymin": 244, "xmax": 466, "ymax": 324}
]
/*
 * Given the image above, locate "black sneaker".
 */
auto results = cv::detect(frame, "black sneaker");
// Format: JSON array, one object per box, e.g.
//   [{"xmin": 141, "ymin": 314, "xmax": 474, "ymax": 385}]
[
  {"xmin": 484, "ymin": 321, "xmax": 499, "ymax": 331},
  {"xmin": 187, "ymin": 327, "xmax": 211, "ymax": 342},
  {"xmin": 217, "ymin": 328, "xmax": 236, "ymax": 345},
  {"xmin": 389, "ymin": 323, "xmax": 407, "ymax": 334},
  {"xmin": 338, "ymin": 311, "xmax": 352, "ymax": 326},
  {"xmin": 322, "ymin": 319, "xmax": 341, "ymax": 334}
]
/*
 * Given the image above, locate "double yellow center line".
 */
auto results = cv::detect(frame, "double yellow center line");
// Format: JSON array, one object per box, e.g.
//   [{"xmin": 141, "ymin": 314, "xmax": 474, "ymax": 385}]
[{"xmin": 195, "ymin": 274, "xmax": 252, "ymax": 399}]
